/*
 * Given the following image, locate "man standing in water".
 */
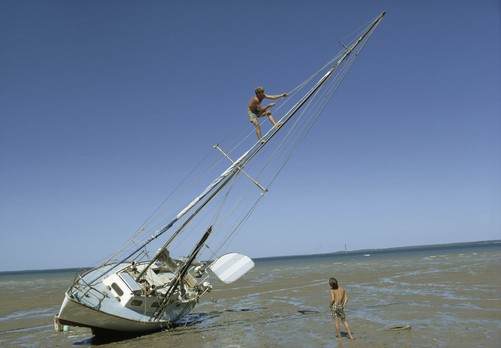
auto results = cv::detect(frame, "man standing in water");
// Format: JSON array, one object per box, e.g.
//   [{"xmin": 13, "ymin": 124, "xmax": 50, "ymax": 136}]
[
  {"xmin": 247, "ymin": 86, "xmax": 287, "ymax": 143},
  {"xmin": 329, "ymin": 277, "xmax": 355, "ymax": 341}
]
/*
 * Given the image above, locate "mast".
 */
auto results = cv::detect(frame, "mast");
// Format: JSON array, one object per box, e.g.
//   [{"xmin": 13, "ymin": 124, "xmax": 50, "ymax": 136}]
[
  {"xmin": 100, "ymin": 11, "xmax": 386, "ymax": 284},
  {"xmin": 271, "ymin": 12, "xmax": 384, "ymax": 138},
  {"xmin": 229, "ymin": 11, "xmax": 386, "ymax": 172},
  {"xmin": 135, "ymin": 161, "xmax": 244, "ymax": 281}
]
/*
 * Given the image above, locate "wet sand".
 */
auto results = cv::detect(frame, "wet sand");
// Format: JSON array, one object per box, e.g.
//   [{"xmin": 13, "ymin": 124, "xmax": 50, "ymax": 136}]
[{"xmin": 1, "ymin": 245, "xmax": 500, "ymax": 347}]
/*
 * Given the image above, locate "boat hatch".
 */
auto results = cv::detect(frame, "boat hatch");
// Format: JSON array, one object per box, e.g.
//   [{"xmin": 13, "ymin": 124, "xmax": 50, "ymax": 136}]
[{"xmin": 119, "ymin": 272, "xmax": 142, "ymax": 292}]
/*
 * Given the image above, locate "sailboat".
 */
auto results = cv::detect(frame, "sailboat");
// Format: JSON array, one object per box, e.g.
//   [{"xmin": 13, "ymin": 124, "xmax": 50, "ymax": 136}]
[{"xmin": 55, "ymin": 12, "xmax": 385, "ymax": 334}]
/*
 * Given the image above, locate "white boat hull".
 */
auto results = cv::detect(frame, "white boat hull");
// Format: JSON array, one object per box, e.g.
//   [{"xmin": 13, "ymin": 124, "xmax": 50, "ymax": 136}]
[
  {"xmin": 56, "ymin": 293, "xmax": 192, "ymax": 333},
  {"xmin": 55, "ymin": 262, "xmax": 200, "ymax": 333}
]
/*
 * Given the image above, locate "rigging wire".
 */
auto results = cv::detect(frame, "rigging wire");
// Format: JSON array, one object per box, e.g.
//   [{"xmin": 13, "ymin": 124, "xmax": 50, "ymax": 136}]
[
  {"xmin": 199, "ymin": 17, "xmax": 384, "ymax": 257},
  {"xmin": 93, "ymin": 12, "xmax": 384, "ymax": 268}
]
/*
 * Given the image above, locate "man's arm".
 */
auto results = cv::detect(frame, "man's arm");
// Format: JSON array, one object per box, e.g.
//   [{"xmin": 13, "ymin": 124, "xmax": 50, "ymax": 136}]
[
  {"xmin": 343, "ymin": 293, "xmax": 349, "ymax": 307},
  {"xmin": 265, "ymin": 93, "xmax": 288, "ymax": 100},
  {"xmin": 261, "ymin": 93, "xmax": 287, "ymax": 111}
]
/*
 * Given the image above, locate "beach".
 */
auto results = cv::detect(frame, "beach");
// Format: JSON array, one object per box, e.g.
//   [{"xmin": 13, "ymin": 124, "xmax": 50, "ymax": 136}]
[{"xmin": 1, "ymin": 241, "xmax": 500, "ymax": 347}]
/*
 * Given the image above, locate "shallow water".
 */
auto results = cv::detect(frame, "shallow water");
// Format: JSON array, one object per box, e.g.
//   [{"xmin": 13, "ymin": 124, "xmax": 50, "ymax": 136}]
[{"xmin": 1, "ymin": 242, "xmax": 500, "ymax": 347}]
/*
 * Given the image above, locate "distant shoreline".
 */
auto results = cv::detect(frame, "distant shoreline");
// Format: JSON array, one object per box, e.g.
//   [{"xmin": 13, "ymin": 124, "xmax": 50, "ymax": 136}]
[
  {"xmin": 1, "ymin": 239, "xmax": 499, "ymax": 274},
  {"xmin": 254, "ymin": 239, "xmax": 501, "ymax": 262}
]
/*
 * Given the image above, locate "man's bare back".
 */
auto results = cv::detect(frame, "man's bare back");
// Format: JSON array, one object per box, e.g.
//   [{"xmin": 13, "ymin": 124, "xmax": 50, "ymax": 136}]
[
  {"xmin": 248, "ymin": 95, "xmax": 262, "ymax": 113},
  {"xmin": 330, "ymin": 287, "xmax": 346, "ymax": 305}
]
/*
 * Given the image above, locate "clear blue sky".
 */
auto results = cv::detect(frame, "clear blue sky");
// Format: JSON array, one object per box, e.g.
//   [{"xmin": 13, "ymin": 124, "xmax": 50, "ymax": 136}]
[{"xmin": 1, "ymin": 1, "xmax": 499, "ymax": 271}]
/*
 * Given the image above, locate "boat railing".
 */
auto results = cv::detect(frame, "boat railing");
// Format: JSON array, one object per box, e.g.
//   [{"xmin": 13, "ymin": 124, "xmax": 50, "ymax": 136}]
[{"xmin": 69, "ymin": 270, "xmax": 108, "ymax": 306}]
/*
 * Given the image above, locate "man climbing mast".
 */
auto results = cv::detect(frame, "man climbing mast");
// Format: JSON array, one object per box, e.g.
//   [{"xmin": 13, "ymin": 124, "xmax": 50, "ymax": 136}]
[{"xmin": 247, "ymin": 86, "xmax": 287, "ymax": 143}]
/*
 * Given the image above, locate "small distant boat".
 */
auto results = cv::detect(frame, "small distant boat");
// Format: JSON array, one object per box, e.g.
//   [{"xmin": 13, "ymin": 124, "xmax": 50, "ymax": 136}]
[{"xmin": 55, "ymin": 12, "xmax": 386, "ymax": 334}]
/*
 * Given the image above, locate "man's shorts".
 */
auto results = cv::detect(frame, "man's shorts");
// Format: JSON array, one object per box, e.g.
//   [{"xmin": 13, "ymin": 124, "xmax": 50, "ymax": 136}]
[
  {"xmin": 330, "ymin": 303, "xmax": 346, "ymax": 320},
  {"xmin": 247, "ymin": 109, "xmax": 264, "ymax": 122}
]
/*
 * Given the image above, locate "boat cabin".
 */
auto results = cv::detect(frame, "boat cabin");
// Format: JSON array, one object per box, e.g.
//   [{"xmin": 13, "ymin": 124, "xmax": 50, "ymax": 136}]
[{"xmin": 103, "ymin": 271, "xmax": 162, "ymax": 314}]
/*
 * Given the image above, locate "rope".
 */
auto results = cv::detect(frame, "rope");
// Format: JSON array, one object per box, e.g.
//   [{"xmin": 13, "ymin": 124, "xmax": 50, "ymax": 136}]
[
  {"xmin": 200, "ymin": 16, "xmax": 383, "ymax": 257},
  {"xmin": 91, "ymin": 11, "xmax": 384, "ymax": 270}
]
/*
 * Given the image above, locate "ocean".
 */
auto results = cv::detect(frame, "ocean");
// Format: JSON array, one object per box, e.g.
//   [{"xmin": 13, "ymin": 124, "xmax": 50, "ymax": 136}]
[{"xmin": 0, "ymin": 241, "xmax": 500, "ymax": 347}]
